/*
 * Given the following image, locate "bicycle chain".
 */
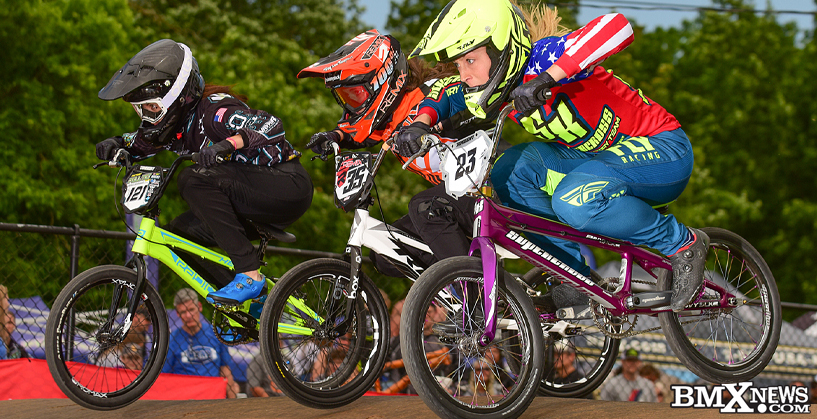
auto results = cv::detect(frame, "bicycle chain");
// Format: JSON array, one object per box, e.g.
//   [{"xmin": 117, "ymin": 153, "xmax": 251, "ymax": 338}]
[{"xmin": 592, "ymin": 277, "xmax": 718, "ymax": 339}]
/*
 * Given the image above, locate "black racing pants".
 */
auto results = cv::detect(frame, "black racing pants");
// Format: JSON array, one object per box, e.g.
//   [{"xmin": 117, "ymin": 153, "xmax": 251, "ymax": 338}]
[
  {"xmin": 371, "ymin": 183, "xmax": 475, "ymax": 277},
  {"xmin": 164, "ymin": 159, "xmax": 313, "ymax": 288}
]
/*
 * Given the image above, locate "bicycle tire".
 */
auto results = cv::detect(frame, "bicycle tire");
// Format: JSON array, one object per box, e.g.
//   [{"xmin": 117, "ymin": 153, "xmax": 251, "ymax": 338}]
[
  {"xmin": 45, "ymin": 265, "xmax": 169, "ymax": 410},
  {"xmin": 658, "ymin": 227, "xmax": 781, "ymax": 383},
  {"xmin": 519, "ymin": 267, "xmax": 620, "ymax": 398},
  {"xmin": 259, "ymin": 258, "xmax": 389, "ymax": 408},
  {"xmin": 400, "ymin": 256, "xmax": 544, "ymax": 419}
]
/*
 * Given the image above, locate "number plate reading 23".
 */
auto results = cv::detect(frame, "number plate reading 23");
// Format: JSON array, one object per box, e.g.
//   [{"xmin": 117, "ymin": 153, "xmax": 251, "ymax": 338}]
[{"xmin": 441, "ymin": 130, "xmax": 493, "ymax": 198}]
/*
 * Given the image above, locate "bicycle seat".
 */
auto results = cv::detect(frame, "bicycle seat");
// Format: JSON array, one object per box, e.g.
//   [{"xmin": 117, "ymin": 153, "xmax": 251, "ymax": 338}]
[{"xmin": 252, "ymin": 222, "xmax": 296, "ymax": 243}]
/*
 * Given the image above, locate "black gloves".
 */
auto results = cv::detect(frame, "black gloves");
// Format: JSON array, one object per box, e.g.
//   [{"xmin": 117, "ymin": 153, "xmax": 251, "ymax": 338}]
[
  {"xmin": 199, "ymin": 140, "xmax": 236, "ymax": 168},
  {"xmin": 306, "ymin": 130, "xmax": 342, "ymax": 155},
  {"xmin": 395, "ymin": 121, "xmax": 431, "ymax": 157},
  {"xmin": 95, "ymin": 136, "xmax": 124, "ymax": 160},
  {"xmin": 510, "ymin": 72, "xmax": 557, "ymax": 116}
]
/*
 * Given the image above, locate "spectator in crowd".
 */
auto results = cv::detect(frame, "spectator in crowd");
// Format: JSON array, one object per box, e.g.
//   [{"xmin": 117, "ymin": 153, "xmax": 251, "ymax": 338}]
[
  {"xmin": 0, "ymin": 284, "xmax": 8, "ymax": 360},
  {"xmin": 600, "ymin": 348, "xmax": 657, "ymax": 402},
  {"xmin": 246, "ymin": 353, "xmax": 282, "ymax": 397},
  {"xmin": 120, "ymin": 343, "xmax": 144, "ymax": 371},
  {"xmin": 639, "ymin": 363, "xmax": 683, "ymax": 404},
  {"xmin": 96, "ymin": 333, "xmax": 146, "ymax": 369},
  {"xmin": 4, "ymin": 311, "xmax": 29, "ymax": 359},
  {"xmin": 551, "ymin": 342, "xmax": 580, "ymax": 385},
  {"xmin": 310, "ymin": 332, "xmax": 352, "ymax": 381},
  {"xmin": 460, "ymin": 357, "xmax": 502, "ymax": 397},
  {"xmin": 162, "ymin": 288, "xmax": 240, "ymax": 398},
  {"xmin": 382, "ymin": 299, "xmax": 406, "ymax": 392}
]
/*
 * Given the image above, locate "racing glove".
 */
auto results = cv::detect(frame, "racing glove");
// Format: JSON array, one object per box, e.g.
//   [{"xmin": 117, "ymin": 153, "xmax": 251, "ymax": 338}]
[
  {"xmin": 510, "ymin": 72, "xmax": 557, "ymax": 116},
  {"xmin": 199, "ymin": 140, "xmax": 235, "ymax": 169},
  {"xmin": 395, "ymin": 121, "xmax": 431, "ymax": 157},
  {"xmin": 306, "ymin": 130, "xmax": 342, "ymax": 155},
  {"xmin": 95, "ymin": 136, "xmax": 124, "ymax": 161}
]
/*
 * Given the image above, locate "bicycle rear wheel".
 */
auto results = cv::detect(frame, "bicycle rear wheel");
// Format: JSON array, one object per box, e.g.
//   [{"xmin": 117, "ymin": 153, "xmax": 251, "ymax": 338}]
[
  {"xmin": 259, "ymin": 258, "xmax": 389, "ymax": 408},
  {"xmin": 520, "ymin": 268, "xmax": 620, "ymax": 398},
  {"xmin": 658, "ymin": 227, "xmax": 781, "ymax": 383},
  {"xmin": 45, "ymin": 265, "xmax": 169, "ymax": 410},
  {"xmin": 400, "ymin": 256, "xmax": 543, "ymax": 419}
]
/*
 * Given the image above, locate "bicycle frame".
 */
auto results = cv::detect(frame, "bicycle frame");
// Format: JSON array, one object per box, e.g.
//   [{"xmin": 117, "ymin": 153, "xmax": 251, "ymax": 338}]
[{"xmin": 107, "ymin": 153, "xmax": 319, "ymax": 339}]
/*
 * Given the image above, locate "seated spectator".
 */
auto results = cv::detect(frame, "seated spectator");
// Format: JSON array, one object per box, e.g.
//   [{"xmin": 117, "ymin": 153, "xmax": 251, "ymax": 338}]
[
  {"xmin": 460, "ymin": 357, "xmax": 502, "ymax": 397},
  {"xmin": 4, "ymin": 311, "xmax": 29, "ymax": 359},
  {"xmin": 0, "ymin": 284, "xmax": 7, "ymax": 360},
  {"xmin": 120, "ymin": 343, "xmax": 144, "ymax": 371},
  {"xmin": 162, "ymin": 288, "xmax": 240, "ymax": 398},
  {"xmin": 96, "ymin": 329, "xmax": 146, "ymax": 369},
  {"xmin": 310, "ymin": 332, "xmax": 352, "ymax": 381},
  {"xmin": 551, "ymin": 342, "xmax": 580, "ymax": 384},
  {"xmin": 599, "ymin": 348, "xmax": 657, "ymax": 402},
  {"xmin": 246, "ymin": 353, "xmax": 282, "ymax": 397},
  {"xmin": 639, "ymin": 362, "xmax": 683, "ymax": 403}
]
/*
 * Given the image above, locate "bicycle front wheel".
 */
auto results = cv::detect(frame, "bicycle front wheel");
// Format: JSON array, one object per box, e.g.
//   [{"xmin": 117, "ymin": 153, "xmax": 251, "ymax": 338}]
[
  {"xmin": 259, "ymin": 258, "xmax": 389, "ymax": 408},
  {"xmin": 400, "ymin": 256, "xmax": 544, "ymax": 419},
  {"xmin": 45, "ymin": 265, "xmax": 169, "ymax": 410},
  {"xmin": 658, "ymin": 227, "xmax": 781, "ymax": 383}
]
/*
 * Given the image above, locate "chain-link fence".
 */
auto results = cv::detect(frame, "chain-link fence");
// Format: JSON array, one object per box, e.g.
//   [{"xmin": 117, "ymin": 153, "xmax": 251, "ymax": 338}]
[{"xmin": 2, "ymin": 222, "xmax": 817, "ymax": 402}]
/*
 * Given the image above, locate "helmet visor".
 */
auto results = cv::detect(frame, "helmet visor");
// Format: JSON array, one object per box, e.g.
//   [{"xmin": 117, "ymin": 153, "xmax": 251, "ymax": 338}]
[
  {"xmin": 333, "ymin": 85, "xmax": 371, "ymax": 114},
  {"xmin": 130, "ymin": 99, "xmax": 168, "ymax": 124}
]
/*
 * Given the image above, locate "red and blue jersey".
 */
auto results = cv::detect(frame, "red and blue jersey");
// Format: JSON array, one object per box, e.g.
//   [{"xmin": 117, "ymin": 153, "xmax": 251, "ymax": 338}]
[{"xmin": 418, "ymin": 13, "xmax": 681, "ymax": 152}]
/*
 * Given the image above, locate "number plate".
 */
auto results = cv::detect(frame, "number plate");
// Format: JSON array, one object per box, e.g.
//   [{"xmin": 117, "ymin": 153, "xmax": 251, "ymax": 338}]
[
  {"xmin": 121, "ymin": 167, "xmax": 163, "ymax": 213},
  {"xmin": 334, "ymin": 152, "xmax": 372, "ymax": 211},
  {"xmin": 441, "ymin": 130, "xmax": 493, "ymax": 198}
]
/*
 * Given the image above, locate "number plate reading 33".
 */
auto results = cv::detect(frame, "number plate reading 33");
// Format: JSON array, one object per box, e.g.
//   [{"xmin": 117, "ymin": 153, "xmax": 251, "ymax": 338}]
[{"xmin": 442, "ymin": 130, "xmax": 492, "ymax": 198}]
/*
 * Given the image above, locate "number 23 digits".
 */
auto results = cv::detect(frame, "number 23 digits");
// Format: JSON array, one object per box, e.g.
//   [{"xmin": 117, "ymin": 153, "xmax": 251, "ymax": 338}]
[{"xmin": 455, "ymin": 148, "xmax": 477, "ymax": 181}]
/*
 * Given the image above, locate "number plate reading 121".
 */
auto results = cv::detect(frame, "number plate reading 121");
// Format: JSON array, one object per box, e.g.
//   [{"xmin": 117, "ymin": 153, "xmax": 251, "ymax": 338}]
[
  {"xmin": 334, "ymin": 152, "xmax": 372, "ymax": 211},
  {"xmin": 442, "ymin": 130, "xmax": 493, "ymax": 198},
  {"xmin": 122, "ymin": 167, "xmax": 163, "ymax": 213}
]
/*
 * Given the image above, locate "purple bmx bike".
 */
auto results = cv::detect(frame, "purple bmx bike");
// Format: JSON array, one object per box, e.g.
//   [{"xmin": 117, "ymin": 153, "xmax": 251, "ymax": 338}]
[{"xmin": 399, "ymin": 102, "xmax": 780, "ymax": 419}]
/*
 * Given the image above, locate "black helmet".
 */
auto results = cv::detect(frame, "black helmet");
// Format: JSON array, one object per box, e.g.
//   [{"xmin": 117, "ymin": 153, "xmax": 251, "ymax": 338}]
[{"xmin": 99, "ymin": 39, "xmax": 205, "ymax": 146}]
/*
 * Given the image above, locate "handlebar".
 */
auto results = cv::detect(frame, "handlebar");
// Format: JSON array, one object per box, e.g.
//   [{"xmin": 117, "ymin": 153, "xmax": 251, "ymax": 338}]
[
  {"xmin": 400, "ymin": 99, "xmax": 522, "ymax": 171},
  {"xmin": 93, "ymin": 150, "xmax": 218, "ymax": 169}
]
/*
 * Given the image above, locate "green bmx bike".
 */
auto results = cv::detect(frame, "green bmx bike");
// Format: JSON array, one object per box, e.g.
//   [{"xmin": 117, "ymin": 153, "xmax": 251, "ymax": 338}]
[{"xmin": 44, "ymin": 150, "xmax": 326, "ymax": 409}]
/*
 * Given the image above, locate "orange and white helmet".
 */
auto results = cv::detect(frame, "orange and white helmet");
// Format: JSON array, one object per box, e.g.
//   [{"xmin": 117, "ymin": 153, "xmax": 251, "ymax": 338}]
[{"xmin": 298, "ymin": 30, "xmax": 409, "ymax": 143}]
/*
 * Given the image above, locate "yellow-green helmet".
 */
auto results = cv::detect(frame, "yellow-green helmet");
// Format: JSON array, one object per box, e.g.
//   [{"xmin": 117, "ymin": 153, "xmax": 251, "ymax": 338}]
[{"xmin": 410, "ymin": 0, "xmax": 531, "ymax": 119}]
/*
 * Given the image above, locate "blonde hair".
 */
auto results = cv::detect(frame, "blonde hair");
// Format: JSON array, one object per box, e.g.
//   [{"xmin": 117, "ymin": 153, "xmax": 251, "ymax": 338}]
[{"xmin": 511, "ymin": 1, "xmax": 571, "ymax": 41}]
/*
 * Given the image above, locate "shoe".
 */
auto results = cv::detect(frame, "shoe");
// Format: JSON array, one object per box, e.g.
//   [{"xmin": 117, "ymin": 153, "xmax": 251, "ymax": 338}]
[
  {"xmin": 669, "ymin": 228, "xmax": 710, "ymax": 312},
  {"xmin": 206, "ymin": 273, "xmax": 267, "ymax": 306},
  {"xmin": 532, "ymin": 271, "xmax": 600, "ymax": 313}
]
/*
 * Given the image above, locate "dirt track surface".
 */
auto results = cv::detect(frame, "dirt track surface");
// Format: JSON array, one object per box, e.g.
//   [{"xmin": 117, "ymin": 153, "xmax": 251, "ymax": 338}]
[{"xmin": 5, "ymin": 396, "xmax": 815, "ymax": 419}]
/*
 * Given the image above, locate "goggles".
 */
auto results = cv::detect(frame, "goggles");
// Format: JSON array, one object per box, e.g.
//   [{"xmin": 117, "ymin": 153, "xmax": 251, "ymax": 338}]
[
  {"xmin": 332, "ymin": 85, "xmax": 372, "ymax": 115},
  {"xmin": 130, "ymin": 99, "xmax": 168, "ymax": 124}
]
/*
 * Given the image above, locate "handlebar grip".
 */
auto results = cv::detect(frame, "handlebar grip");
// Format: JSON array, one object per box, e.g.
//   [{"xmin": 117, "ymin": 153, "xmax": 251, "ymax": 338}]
[
  {"xmin": 535, "ymin": 88, "xmax": 552, "ymax": 103},
  {"xmin": 189, "ymin": 153, "xmax": 223, "ymax": 164}
]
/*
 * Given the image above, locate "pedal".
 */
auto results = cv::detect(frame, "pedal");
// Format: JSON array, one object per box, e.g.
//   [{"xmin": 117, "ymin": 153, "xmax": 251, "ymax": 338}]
[{"xmin": 556, "ymin": 305, "xmax": 592, "ymax": 320}]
